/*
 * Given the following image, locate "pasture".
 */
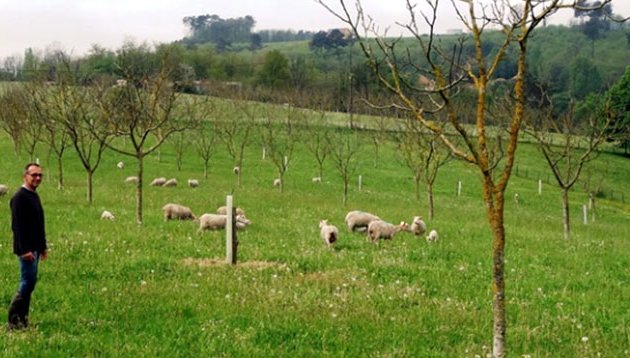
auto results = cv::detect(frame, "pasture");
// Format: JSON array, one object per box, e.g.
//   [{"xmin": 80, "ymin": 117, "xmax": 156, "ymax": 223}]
[{"xmin": 0, "ymin": 118, "xmax": 629, "ymax": 356}]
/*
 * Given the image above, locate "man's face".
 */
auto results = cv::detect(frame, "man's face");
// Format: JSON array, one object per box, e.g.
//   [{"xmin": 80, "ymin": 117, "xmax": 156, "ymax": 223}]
[{"xmin": 24, "ymin": 166, "xmax": 43, "ymax": 190}]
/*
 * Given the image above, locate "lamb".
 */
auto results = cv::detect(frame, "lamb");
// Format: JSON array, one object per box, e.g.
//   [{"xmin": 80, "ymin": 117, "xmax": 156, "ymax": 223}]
[
  {"xmin": 312, "ymin": 176, "xmax": 322, "ymax": 183},
  {"xmin": 124, "ymin": 176, "xmax": 139, "ymax": 184},
  {"xmin": 187, "ymin": 179, "xmax": 199, "ymax": 188},
  {"xmin": 100, "ymin": 210, "xmax": 115, "ymax": 221},
  {"xmin": 216, "ymin": 206, "xmax": 246, "ymax": 216},
  {"xmin": 197, "ymin": 213, "xmax": 251, "ymax": 232},
  {"xmin": 409, "ymin": 216, "xmax": 427, "ymax": 236},
  {"xmin": 162, "ymin": 203, "xmax": 196, "ymax": 221},
  {"xmin": 426, "ymin": 229, "xmax": 439, "ymax": 243},
  {"xmin": 150, "ymin": 177, "xmax": 167, "ymax": 186},
  {"xmin": 344, "ymin": 210, "xmax": 381, "ymax": 232},
  {"xmin": 319, "ymin": 220, "xmax": 339, "ymax": 246},
  {"xmin": 0, "ymin": 184, "xmax": 8, "ymax": 196},
  {"xmin": 367, "ymin": 220, "xmax": 409, "ymax": 242},
  {"xmin": 116, "ymin": 161, "xmax": 124, "ymax": 169},
  {"xmin": 162, "ymin": 178, "xmax": 178, "ymax": 187},
  {"xmin": 273, "ymin": 178, "xmax": 282, "ymax": 187}
]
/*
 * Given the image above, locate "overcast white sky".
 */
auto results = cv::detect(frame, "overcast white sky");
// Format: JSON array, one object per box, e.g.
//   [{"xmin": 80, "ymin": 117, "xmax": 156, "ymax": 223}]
[{"xmin": 1, "ymin": 0, "xmax": 629, "ymax": 59}]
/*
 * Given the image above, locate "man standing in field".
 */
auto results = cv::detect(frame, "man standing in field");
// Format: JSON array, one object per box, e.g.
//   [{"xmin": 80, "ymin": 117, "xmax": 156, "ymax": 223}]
[{"xmin": 7, "ymin": 163, "xmax": 47, "ymax": 330}]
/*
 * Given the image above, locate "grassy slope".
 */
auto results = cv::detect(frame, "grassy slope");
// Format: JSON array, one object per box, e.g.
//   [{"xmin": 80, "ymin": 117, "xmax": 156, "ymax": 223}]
[{"xmin": 0, "ymin": 114, "xmax": 628, "ymax": 356}]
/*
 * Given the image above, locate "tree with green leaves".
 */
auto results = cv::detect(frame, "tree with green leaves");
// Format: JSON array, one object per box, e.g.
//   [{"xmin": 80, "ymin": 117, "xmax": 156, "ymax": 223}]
[
  {"xmin": 256, "ymin": 50, "xmax": 290, "ymax": 88},
  {"xmin": 604, "ymin": 64, "xmax": 630, "ymax": 154}
]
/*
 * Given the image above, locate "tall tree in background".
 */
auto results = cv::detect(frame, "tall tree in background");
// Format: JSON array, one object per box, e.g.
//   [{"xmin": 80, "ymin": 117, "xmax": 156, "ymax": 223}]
[
  {"xmin": 318, "ymin": 1, "xmax": 617, "ymax": 356},
  {"xmin": 605, "ymin": 64, "xmax": 630, "ymax": 154}
]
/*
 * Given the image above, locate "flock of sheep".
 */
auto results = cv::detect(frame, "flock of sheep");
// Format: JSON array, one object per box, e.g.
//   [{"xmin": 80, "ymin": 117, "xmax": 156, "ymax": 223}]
[{"xmin": 320, "ymin": 210, "xmax": 439, "ymax": 247}]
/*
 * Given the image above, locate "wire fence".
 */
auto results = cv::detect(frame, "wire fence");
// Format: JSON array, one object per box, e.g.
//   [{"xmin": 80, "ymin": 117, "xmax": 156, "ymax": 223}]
[{"xmin": 513, "ymin": 166, "xmax": 625, "ymax": 203}]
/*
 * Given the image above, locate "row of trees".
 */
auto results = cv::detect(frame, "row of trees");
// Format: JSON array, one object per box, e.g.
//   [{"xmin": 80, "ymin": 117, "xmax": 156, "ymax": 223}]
[{"xmin": 316, "ymin": 0, "xmax": 627, "ymax": 357}]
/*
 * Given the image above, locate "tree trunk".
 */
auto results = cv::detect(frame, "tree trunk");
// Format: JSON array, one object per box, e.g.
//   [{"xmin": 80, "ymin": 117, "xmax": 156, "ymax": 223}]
[
  {"xmin": 562, "ymin": 188, "xmax": 570, "ymax": 240},
  {"xmin": 427, "ymin": 183, "xmax": 435, "ymax": 221},
  {"xmin": 414, "ymin": 176, "xmax": 421, "ymax": 201},
  {"xmin": 57, "ymin": 154, "xmax": 64, "ymax": 190},
  {"xmin": 343, "ymin": 180, "xmax": 348, "ymax": 206},
  {"xmin": 86, "ymin": 170, "xmax": 93, "ymax": 204},
  {"xmin": 136, "ymin": 156, "xmax": 144, "ymax": 225},
  {"xmin": 203, "ymin": 160, "xmax": 209, "ymax": 179},
  {"xmin": 482, "ymin": 177, "xmax": 506, "ymax": 358}
]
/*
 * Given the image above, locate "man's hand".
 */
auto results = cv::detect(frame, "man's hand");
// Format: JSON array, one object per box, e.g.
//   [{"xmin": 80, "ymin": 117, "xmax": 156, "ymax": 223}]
[{"xmin": 20, "ymin": 252, "xmax": 36, "ymax": 261}]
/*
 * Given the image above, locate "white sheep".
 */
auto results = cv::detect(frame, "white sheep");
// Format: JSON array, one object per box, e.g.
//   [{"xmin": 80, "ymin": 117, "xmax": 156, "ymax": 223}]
[
  {"xmin": 312, "ymin": 176, "xmax": 322, "ymax": 183},
  {"xmin": 124, "ymin": 176, "xmax": 139, "ymax": 184},
  {"xmin": 150, "ymin": 177, "xmax": 167, "ymax": 186},
  {"xmin": 116, "ymin": 161, "xmax": 124, "ymax": 169},
  {"xmin": 319, "ymin": 220, "xmax": 339, "ymax": 246},
  {"xmin": 187, "ymin": 179, "xmax": 199, "ymax": 188},
  {"xmin": 367, "ymin": 220, "xmax": 409, "ymax": 243},
  {"xmin": 197, "ymin": 213, "xmax": 251, "ymax": 232},
  {"xmin": 162, "ymin": 203, "xmax": 196, "ymax": 221},
  {"xmin": 426, "ymin": 229, "xmax": 439, "ymax": 243},
  {"xmin": 100, "ymin": 210, "xmax": 115, "ymax": 221},
  {"xmin": 344, "ymin": 210, "xmax": 381, "ymax": 232},
  {"xmin": 409, "ymin": 216, "xmax": 427, "ymax": 236},
  {"xmin": 233, "ymin": 166, "xmax": 240, "ymax": 175},
  {"xmin": 216, "ymin": 206, "xmax": 246, "ymax": 216},
  {"xmin": 273, "ymin": 178, "xmax": 282, "ymax": 187},
  {"xmin": 162, "ymin": 178, "xmax": 178, "ymax": 187},
  {"xmin": 514, "ymin": 193, "xmax": 520, "ymax": 205},
  {"xmin": 0, "ymin": 184, "xmax": 8, "ymax": 196}
]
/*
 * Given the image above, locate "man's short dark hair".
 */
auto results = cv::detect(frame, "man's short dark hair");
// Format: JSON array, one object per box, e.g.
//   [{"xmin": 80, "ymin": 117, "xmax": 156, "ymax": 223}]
[{"xmin": 24, "ymin": 162, "xmax": 41, "ymax": 174}]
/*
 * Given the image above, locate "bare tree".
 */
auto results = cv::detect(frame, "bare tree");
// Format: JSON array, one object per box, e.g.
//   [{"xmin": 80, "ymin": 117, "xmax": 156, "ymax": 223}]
[
  {"xmin": 170, "ymin": 130, "xmax": 189, "ymax": 171},
  {"xmin": 304, "ymin": 109, "xmax": 331, "ymax": 180},
  {"xmin": 24, "ymin": 78, "xmax": 71, "ymax": 190},
  {"xmin": 218, "ymin": 101, "xmax": 254, "ymax": 188},
  {"xmin": 260, "ymin": 103, "xmax": 301, "ymax": 192},
  {"xmin": 397, "ymin": 118, "xmax": 451, "ymax": 220},
  {"xmin": 327, "ymin": 128, "xmax": 361, "ymax": 205},
  {"xmin": 318, "ymin": 1, "xmax": 616, "ymax": 356},
  {"xmin": 525, "ymin": 101, "xmax": 612, "ymax": 240},
  {"xmin": 194, "ymin": 119, "xmax": 219, "ymax": 179},
  {"xmin": 91, "ymin": 45, "xmax": 199, "ymax": 224},
  {"xmin": 0, "ymin": 88, "xmax": 27, "ymax": 155}
]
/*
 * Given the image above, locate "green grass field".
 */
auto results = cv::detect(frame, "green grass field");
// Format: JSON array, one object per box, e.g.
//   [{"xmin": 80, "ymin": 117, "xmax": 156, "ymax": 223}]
[{"xmin": 0, "ymin": 118, "xmax": 629, "ymax": 356}]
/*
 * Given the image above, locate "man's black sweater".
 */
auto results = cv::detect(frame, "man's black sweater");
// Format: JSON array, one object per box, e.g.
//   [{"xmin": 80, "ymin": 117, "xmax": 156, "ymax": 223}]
[{"xmin": 11, "ymin": 187, "xmax": 47, "ymax": 256}]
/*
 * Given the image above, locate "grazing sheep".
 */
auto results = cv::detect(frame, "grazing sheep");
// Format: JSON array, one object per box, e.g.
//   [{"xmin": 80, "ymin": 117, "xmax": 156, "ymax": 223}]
[
  {"xmin": 197, "ymin": 213, "xmax": 251, "ymax": 232},
  {"xmin": 426, "ymin": 229, "xmax": 439, "ymax": 243},
  {"xmin": 150, "ymin": 177, "xmax": 167, "ymax": 186},
  {"xmin": 116, "ymin": 161, "xmax": 124, "ymax": 169},
  {"xmin": 409, "ymin": 216, "xmax": 427, "ymax": 236},
  {"xmin": 100, "ymin": 210, "xmax": 115, "ymax": 221},
  {"xmin": 0, "ymin": 184, "xmax": 8, "ymax": 196},
  {"xmin": 514, "ymin": 193, "xmax": 520, "ymax": 205},
  {"xmin": 319, "ymin": 220, "xmax": 339, "ymax": 246},
  {"xmin": 162, "ymin": 178, "xmax": 178, "ymax": 187},
  {"xmin": 312, "ymin": 176, "xmax": 322, "ymax": 183},
  {"xmin": 344, "ymin": 210, "xmax": 381, "ymax": 232},
  {"xmin": 124, "ymin": 176, "xmax": 139, "ymax": 184},
  {"xmin": 233, "ymin": 166, "xmax": 240, "ymax": 175},
  {"xmin": 273, "ymin": 178, "xmax": 282, "ymax": 187},
  {"xmin": 162, "ymin": 203, "xmax": 196, "ymax": 221},
  {"xmin": 216, "ymin": 206, "xmax": 246, "ymax": 216},
  {"xmin": 367, "ymin": 220, "xmax": 409, "ymax": 242},
  {"xmin": 187, "ymin": 179, "xmax": 199, "ymax": 188}
]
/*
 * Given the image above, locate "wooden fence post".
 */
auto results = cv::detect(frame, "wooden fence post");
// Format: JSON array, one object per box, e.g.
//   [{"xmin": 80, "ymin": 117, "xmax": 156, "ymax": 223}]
[{"xmin": 226, "ymin": 195, "xmax": 238, "ymax": 265}]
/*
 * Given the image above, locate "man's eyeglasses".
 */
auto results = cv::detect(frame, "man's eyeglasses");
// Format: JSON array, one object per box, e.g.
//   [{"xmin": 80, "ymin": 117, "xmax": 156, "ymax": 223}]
[{"xmin": 27, "ymin": 173, "xmax": 43, "ymax": 178}]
